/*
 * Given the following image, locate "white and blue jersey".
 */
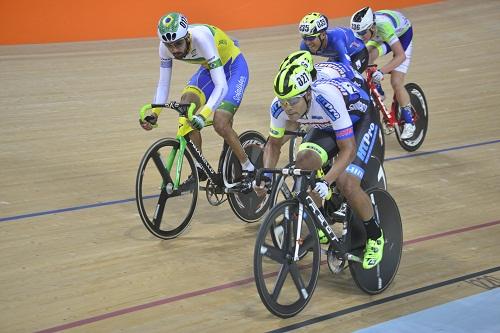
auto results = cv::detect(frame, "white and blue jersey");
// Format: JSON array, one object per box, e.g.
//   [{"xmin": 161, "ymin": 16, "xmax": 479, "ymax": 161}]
[
  {"xmin": 269, "ymin": 77, "xmax": 371, "ymax": 140},
  {"xmin": 314, "ymin": 61, "xmax": 365, "ymax": 89}
]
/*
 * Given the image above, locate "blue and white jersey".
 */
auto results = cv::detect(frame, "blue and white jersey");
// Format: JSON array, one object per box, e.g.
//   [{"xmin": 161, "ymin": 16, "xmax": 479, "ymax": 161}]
[
  {"xmin": 300, "ymin": 27, "xmax": 365, "ymax": 66},
  {"xmin": 269, "ymin": 77, "xmax": 371, "ymax": 140},
  {"xmin": 314, "ymin": 61, "xmax": 365, "ymax": 89}
]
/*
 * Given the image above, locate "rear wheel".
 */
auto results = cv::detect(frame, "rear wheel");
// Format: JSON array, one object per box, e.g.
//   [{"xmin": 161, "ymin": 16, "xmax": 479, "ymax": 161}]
[
  {"xmin": 135, "ymin": 138, "xmax": 198, "ymax": 239},
  {"xmin": 254, "ymin": 200, "xmax": 321, "ymax": 318},
  {"xmin": 395, "ymin": 83, "xmax": 429, "ymax": 152},
  {"xmin": 226, "ymin": 130, "xmax": 270, "ymax": 222},
  {"xmin": 361, "ymin": 155, "xmax": 387, "ymax": 191},
  {"xmin": 348, "ymin": 188, "xmax": 402, "ymax": 294}
]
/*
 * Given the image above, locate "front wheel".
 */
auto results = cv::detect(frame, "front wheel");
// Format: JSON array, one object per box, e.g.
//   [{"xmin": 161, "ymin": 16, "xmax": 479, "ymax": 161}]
[
  {"xmin": 254, "ymin": 200, "xmax": 321, "ymax": 318},
  {"xmin": 225, "ymin": 130, "xmax": 270, "ymax": 223},
  {"xmin": 135, "ymin": 138, "xmax": 198, "ymax": 239},
  {"xmin": 395, "ymin": 83, "xmax": 429, "ymax": 152}
]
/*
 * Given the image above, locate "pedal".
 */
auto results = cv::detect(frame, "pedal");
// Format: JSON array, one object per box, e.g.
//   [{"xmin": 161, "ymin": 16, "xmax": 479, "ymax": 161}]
[
  {"xmin": 327, "ymin": 245, "xmax": 346, "ymax": 274},
  {"xmin": 383, "ymin": 123, "xmax": 395, "ymax": 135}
]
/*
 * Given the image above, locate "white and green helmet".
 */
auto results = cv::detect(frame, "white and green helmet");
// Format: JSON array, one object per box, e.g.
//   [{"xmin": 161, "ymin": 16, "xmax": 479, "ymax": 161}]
[
  {"xmin": 157, "ymin": 12, "xmax": 189, "ymax": 43},
  {"xmin": 298, "ymin": 12, "xmax": 329, "ymax": 36}
]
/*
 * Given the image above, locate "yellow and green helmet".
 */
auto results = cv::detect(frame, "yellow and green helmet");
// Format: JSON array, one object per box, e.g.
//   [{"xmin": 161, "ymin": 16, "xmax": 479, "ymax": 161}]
[
  {"xmin": 278, "ymin": 50, "xmax": 314, "ymax": 74},
  {"xmin": 298, "ymin": 12, "xmax": 329, "ymax": 36},
  {"xmin": 157, "ymin": 12, "xmax": 189, "ymax": 43},
  {"xmin": 274, "ymin": 64, "xmax": 313, "ymax": 99}
]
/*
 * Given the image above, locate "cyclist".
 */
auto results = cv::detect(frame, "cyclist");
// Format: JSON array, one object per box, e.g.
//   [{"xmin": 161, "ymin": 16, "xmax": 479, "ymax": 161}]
[
  {"xmin": 350, "ymin": 7, "xmax": 415, "ymax": 139},
  {"xmin": 255, "ymin": 63, "xmax": 384, "ymax": 269},
  {"xmin": 139, "ymin": 12, "xmax": 255, "ymax": 179},
  {"xmin": 277, "ymin": 51, "xmax": 384, "ymax": 164},
  {"xmin": 299, "ymin": 12, "xmax": 368, "ymax": 73}
]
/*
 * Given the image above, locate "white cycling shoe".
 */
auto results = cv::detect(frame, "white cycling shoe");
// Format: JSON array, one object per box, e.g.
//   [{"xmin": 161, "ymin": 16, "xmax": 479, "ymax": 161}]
[{"xmin": 400, "ymin": 123, "xmax": 416, "ymax": 139}]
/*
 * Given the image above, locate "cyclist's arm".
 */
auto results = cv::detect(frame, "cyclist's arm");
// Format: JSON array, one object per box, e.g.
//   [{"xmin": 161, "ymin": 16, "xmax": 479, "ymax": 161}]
[
  {"xmin": 264, "ymin": 99, "xmax": 292, "ymax": 167},
  {"xmin": 326, "ymin": 134, "xmax": 356, "ymax": 184},
  {"xmin": 381, "ymin": 40, "xmax": 406, "ymax": 74},
  {"xmin": 317, "ymin": 89, "xmax": 356, "ymax": 184},
  {"xmin": 152, "ymin": 45, "xmax": 173, "ymax": 115},
  {"xmin": 332, "ymin": 32, "xmax": 352, "ymax": 67},
  {"xmin": 372, "ymin": 21, "xmax": 406, "ymax": 74},
  {"xmin": 198, "ymin": 30, "xmax": 228, "ymax": 118}
]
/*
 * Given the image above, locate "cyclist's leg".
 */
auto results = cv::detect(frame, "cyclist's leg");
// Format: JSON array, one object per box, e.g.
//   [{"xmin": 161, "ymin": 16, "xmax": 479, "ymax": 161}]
[
  {"xmin": 392, "ymin": 29, "xmax": 415, "ymax": 138},
  {"xmin": 212, "ymin": 54, "xmax": 253, "ymax": 171},
  {"xmin": 296, "ymin": 129, "xmax": 338, "ymax": 208},
  {"xmin": 336, "ymin": 111, "xmax": 383, "ymax": 269},
  {"xmin": 183, "ymin": 66, "xmax": 208, "ymax": 149}
]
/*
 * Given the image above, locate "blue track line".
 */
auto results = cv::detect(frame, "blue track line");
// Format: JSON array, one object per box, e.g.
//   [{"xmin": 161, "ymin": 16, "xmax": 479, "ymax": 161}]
[{"xmin": 1, "ymin": 139, "xmax": 499, "ymax": 223}]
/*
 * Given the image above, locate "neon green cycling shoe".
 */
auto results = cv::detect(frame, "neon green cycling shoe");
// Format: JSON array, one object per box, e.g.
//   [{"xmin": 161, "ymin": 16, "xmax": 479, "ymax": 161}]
[
  {"xmin": 362, "ymin": 231, "xmax": 384, "ymax": 269},
  {"xmin": 317, "ymin": 229, "xmax": 329, "ymax": 244}
]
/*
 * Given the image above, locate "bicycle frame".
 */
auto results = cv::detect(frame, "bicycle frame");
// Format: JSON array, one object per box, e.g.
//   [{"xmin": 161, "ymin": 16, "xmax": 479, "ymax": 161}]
[
  {"xmin": 257, "ymin": 168, "xmax": 360, "ymax": 262},
  {"xmin": 365, "ymin": 65, "xmax": 399, "ymax": 130},
  {"xmin": 139, "ymin": 102, "xmax": 233, "ymax": 191}
]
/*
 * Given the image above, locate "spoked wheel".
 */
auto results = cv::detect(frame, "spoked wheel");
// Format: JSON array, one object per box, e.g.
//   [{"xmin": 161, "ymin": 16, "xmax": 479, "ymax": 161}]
[
  {"xmin": 361, "ymin": 155, "xmax": 388, "ymax": 191},
  {"xmin": 348, "ymin": 188, "xmax": 402, "ymax": 294},
  {"xmin": 395, "ymin": 83, "xmax": 429, "ymax": 152},
  {"xmin": 254, "ymin": 200, "xmax": 321, "ymax": 318},
  {"xmin": 225, "ymin": 130, "xmax": 270, "ymax": 223},
  {"xmin": 135, "ymin": 138, "xmax": 198, "ymax": 239}
]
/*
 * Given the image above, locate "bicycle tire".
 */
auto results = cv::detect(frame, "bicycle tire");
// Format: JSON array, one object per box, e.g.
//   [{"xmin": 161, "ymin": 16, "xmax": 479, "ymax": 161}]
[
  {"xmin": 348, "ymin": 188, "xmax": 402, "ymax": 294},
  {"xmin": 254, "ymin": 199, "xmax": 321, "ymax": 318},
  {"xmin": 395, "ymin": 83, "xmax": 429, "ymax": 152},
  {"xmin": 136, "ymin": 138, "xmax": 198, "ymax": 239},
  {"xmin": 226, "ymin": 130, "xmax": 270, "ymax": 223}
]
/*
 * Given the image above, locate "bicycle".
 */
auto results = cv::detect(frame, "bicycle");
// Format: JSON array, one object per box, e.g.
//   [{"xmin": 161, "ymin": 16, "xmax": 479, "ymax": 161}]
[
  {"xmin": 366, "ymin": 64, "xmax": 429, "ymax": 152},
  {"xmin": 136, "ymin": 102, "xmax": 270, "ymax": 240},
  {"xmin": 253, "ymin": 167, "xmax": 402, "ymax": 318}
]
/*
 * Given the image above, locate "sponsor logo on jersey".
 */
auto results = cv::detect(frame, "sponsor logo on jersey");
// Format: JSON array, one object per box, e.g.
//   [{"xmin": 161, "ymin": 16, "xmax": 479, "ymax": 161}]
[
  {"xmin": 357, "ymin": 122, "xmax": 377, "ymax": 163},
  {"xmin": 233, "ymin": 76, "xmax": 247, "ymax": 103},
  {"xmin": 208, "ymin": 58, "xmax": 222, "ymax": 69},
  {"xmin": 316, "ymin": 95, "xmax": 341, "ymax": 120},
  {"xmin": 270, "ymin": 128, "xmax": 280, "ymax": 136},
  {"xmin": 349, "ymin": 100, "xmax": 368, "ymax": 113},
  {"xmin": 346, "ymin": 164, "xmax": 365, "ymax": 179}
]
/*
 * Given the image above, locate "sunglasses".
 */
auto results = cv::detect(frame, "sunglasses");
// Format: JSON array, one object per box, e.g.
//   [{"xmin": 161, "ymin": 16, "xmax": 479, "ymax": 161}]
[
  {"xmin": 302, "ymin": 33, "xmax": 320, "ymax": 41},
  {"xmin": 165, "ymin": 37, "xmax": 187, "ymax": 48},
  {"xmin": 279, "ymin": 92, "xmax": 306, "ymax": 107}
]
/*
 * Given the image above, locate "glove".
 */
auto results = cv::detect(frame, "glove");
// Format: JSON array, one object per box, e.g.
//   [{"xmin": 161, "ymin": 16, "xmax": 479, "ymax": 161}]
[
  {"xmin": 314, "ymin": 179, "xmax": 330, "ymax": 200},
  {"xmin": 139, "ymin": 114, "xmax": 158, "ymax": 131},
  {"xmin": 372, "ymin": 70, "xmax": 384, "ymax": 84},
  {"xmin": 191, "ymin": 114, "xmax": 206, "ymax": 130}
]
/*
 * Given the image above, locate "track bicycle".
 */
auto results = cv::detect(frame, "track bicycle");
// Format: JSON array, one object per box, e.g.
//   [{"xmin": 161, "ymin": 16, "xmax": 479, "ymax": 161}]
[
  {"xmin": 136, "ymin": 102, "xmax": 270, "ymax": 240},
  {"xmin": 366, "ymin": 64, "xmax": 429, "ymax": 152},
  {"xmin": 253, "ymin": 167, "xmax": 402, "ymax": 318}
]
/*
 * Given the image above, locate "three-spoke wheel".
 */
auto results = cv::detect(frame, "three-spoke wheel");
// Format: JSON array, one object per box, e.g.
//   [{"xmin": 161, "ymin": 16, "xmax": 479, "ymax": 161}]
[{"xmin": 136, "ymin": 138, "xmax": 198, "ymax": 239}]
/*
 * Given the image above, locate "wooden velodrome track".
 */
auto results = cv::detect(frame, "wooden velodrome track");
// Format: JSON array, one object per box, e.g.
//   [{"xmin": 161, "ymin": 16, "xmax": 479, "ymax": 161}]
[{"xmin": 1, "ymin": 0, "xmax": 499, "ymax": 332}]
